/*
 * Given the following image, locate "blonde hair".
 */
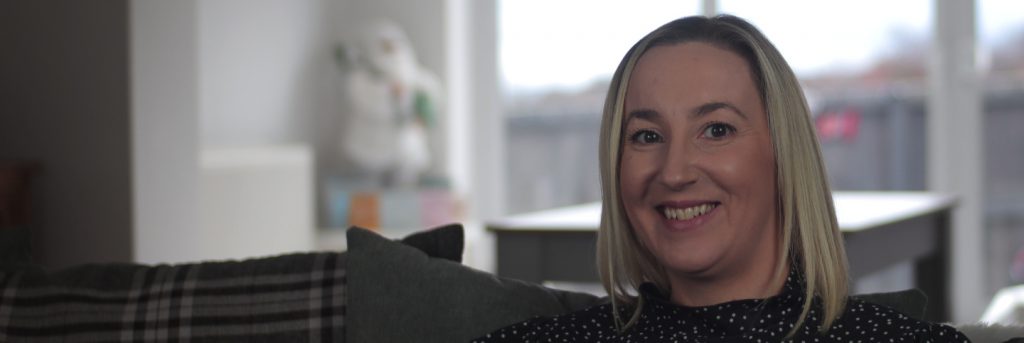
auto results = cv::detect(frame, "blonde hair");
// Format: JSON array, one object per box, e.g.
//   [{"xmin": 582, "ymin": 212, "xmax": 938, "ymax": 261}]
[{"xmin": 596, "ymin": 15, "xmax": 849, "ymax": 337}]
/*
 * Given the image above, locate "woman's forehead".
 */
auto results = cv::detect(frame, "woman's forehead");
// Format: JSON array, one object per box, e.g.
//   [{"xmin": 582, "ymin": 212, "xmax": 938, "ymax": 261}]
[{"xmin": 623, "ymin": 43, "xmax": 761, "ymax": 117}]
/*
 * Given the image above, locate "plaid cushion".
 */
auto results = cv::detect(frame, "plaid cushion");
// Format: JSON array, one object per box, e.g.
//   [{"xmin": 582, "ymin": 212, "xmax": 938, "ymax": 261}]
[{"xmin": 0, "ymin": 252, "xmax": 346, "ymax": 342}]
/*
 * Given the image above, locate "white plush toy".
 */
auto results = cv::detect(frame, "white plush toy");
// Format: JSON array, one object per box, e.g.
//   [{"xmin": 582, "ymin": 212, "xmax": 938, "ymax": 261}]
[{"xmin": 336, "ymin": 20, "xmax": 442, "ymax": 187}]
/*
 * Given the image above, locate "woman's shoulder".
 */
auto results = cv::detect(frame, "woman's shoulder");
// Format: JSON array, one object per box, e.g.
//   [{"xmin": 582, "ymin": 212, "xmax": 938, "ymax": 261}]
[
  {"xmin": 831, "ymin": 297, "xmax": 970, "ymax": 342},
  {"xmin": 470, "ymin": 303, "xmax": 619, "ymax": 342}
]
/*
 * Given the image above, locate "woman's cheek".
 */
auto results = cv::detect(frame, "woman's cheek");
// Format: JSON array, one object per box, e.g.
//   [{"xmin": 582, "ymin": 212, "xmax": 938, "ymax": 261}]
[{"xmin": 704, "ymin": 154, "xmax": 740, "ymax": 179}]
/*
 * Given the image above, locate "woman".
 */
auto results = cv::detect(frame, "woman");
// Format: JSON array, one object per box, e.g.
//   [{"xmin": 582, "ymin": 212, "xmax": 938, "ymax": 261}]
[{"xmin": 475, "ymin": 15, "xmax": 969, "ymax": 342}]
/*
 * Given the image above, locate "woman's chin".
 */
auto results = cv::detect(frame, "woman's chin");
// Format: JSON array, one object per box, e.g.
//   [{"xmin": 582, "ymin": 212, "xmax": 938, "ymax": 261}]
[{"xmin": 658, "ymin": 253, "xmax": 721, "ymax": 279}]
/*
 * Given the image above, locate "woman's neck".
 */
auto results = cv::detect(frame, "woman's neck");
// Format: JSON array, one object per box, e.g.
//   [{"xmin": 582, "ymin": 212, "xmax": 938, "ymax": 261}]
[{"xmin": 668, "ymin": 261, "xmax": 790, "ymax": 307}]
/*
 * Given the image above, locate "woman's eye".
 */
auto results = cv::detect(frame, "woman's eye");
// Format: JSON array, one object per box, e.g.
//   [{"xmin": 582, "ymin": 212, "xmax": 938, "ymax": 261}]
[
  {"xmin": 701, "ymin": 123, "xmax": 735, "ymax": 139},
  {"xmin": 630, "ymin": 130, "xmax": 663, "ymax": 144}
]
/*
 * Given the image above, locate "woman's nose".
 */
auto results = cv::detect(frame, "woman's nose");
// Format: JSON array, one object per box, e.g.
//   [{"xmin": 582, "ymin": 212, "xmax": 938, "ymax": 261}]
[{"xmin": 658, "ymin": 142, "xmax": 698, "ymax": 190}]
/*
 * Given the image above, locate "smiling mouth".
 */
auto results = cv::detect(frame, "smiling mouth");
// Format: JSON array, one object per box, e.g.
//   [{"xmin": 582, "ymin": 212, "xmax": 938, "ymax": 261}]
[{"xmin": 660, "ymin": 202, "xmax": 719, "ymax": 221}]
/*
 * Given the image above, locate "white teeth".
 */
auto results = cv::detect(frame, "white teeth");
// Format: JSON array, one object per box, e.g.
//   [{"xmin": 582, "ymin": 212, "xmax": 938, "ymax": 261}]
[{"xmin": 663, "ymin": 203, "xmax": 716, "ymax": 221}]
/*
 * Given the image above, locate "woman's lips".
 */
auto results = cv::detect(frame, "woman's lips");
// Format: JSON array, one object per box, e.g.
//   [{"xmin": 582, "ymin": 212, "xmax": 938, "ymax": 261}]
[
  {"xmin": 662, "ymin": 202, "xmax": 717, "ymax": 220},
  {"xmin": 657, "ymin": 201, "xmax": 720, "ymax": 231}
]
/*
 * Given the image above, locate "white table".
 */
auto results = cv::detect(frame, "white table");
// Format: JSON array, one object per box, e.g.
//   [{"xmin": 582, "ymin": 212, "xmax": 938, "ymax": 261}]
[{"xmin": 487, "ymin": 191, "xmax": 956, "ymax": 321}]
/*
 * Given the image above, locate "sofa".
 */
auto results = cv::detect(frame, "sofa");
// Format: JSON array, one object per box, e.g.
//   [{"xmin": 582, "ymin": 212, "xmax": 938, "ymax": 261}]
[{"xmin": 0, "ymin": 224, "xmax": 1021, "ymax": 342}]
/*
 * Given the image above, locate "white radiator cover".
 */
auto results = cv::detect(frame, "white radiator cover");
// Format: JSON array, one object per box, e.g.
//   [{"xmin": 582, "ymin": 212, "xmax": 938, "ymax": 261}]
[{"xmin": 198, "ymin": 145, "xmax": 314, "ymax": 261}]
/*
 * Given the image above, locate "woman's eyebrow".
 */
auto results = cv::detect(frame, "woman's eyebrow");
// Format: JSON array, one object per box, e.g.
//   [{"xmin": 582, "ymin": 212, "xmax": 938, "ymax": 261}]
[
  {"xmin": 626, "ymin": 103, "xmax": 747, "ymax": 122},
  {"xmin": 692, "ymin": 101, "xmax": 747, "ymax": 119},
  {"xmin": 626, "ymin": 109, "xmax": 660, "ymax": 121}
]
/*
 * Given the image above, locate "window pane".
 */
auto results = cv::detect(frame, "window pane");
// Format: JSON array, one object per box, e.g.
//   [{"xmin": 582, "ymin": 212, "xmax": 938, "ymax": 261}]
[
  {"xmin": 501, "ymin": 0, "xmax": 700, "ymax": 214},
  {"xmin": 722, "ymin": 0, "xmax": 933, "ymax": 192},
  {"xmin": 979, "ymin": 0, "xmax": 1024, "ymax": 294}
]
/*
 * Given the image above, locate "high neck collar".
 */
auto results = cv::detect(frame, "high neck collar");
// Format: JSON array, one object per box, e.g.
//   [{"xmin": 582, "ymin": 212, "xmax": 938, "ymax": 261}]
[{"xmin": 637, "ymin": 268, "xmax": 807, "ymax": 339}]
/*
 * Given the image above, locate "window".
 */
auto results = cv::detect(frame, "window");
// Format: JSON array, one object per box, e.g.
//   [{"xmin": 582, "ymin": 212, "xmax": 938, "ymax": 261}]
[
  {"xmin": 500, "ymin": 1, "xmax": 938, "ymax": 214},
  {"xmin": 721, "ymin": 0, "xmax": 933, "ymax": 192},
  {"xmin": 497, "ymin": 0, "xmax": 1024, "ymax": 320},
  {"xmin": 979, "ymin": 0, "xmax": 1024, "ymax": 294},
  {"xmin": 500, "ymin": 0, "xmax": 699, "ymax": 214}
]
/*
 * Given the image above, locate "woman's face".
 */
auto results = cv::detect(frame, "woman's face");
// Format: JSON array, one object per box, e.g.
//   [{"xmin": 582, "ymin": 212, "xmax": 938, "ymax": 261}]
[{"xmin": 620, "ymin": 42, "xmax": 780, "ymax": 291}]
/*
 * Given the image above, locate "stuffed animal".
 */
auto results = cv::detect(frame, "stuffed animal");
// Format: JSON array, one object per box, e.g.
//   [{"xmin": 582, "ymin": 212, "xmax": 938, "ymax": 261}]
[{"xmin": 336, "ymin": 20, "xmax": 442, "ymax": 187}]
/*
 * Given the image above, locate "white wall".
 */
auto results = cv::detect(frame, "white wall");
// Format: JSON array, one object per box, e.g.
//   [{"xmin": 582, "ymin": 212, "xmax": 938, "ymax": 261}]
[
  {"xmin": 198, "ymin": 0, "xmax": 357, "ymax": 230},
  {"xmin": 130, "ymin": 0, "xmax": 202, "ymax": 264},
  {"xmin": 198, "ymin": 146, "xmax": 313, "ymax": 261},
  {"xmin": 198, "ymin": 0, "xmax": 335, "ymax": 148},
  {"xmin": 132, "ymin": 0, "xmax": 333, "ymax": 263}
]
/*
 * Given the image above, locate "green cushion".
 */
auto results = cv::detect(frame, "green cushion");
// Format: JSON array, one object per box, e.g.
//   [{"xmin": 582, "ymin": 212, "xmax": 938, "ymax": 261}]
[{"xmin": 345, "ymin": 226, "xmax": 601, "ymax": 343}]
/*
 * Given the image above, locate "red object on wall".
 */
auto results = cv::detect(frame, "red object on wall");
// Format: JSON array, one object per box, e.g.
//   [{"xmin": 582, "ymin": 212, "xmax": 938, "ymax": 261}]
[{"xmin": 815, "ymin": 108, "xmax": 861, "ymax": 143}]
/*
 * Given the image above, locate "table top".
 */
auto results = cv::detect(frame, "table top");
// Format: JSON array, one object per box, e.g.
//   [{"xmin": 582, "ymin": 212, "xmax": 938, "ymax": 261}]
[{"xmin": 487, "ymin": 191, "xmax": 956, "ymax": 233}]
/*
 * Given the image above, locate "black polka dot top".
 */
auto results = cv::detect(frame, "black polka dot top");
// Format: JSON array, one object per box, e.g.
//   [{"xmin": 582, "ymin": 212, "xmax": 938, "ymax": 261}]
[{"xmin": 473, "ymin": 270, "xmax": 970, "ymax": 342}]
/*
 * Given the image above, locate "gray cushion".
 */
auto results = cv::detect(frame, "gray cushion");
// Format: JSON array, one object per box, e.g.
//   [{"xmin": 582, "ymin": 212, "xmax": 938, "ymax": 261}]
[
  {"xmin": 345, "ymin": 224, "xmax": 942, "ymax": 342},
  {"xmin": 397, "ymin": 223, "xmax": 464, "ymax": 263},
  {"xmin": 345, "ymin": 226, "xmax": 601, "ymax": 343},
  {"xmin": 0, "ymin": 227, "xmax": 31, "ymax": 265},
  {"xmin": 954, "ymin": 323, "xmax": 1024, "ymax": 343},
  {"xmin": 853, "ymin": 288, "xmax": 928, "ymax": 320}
]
